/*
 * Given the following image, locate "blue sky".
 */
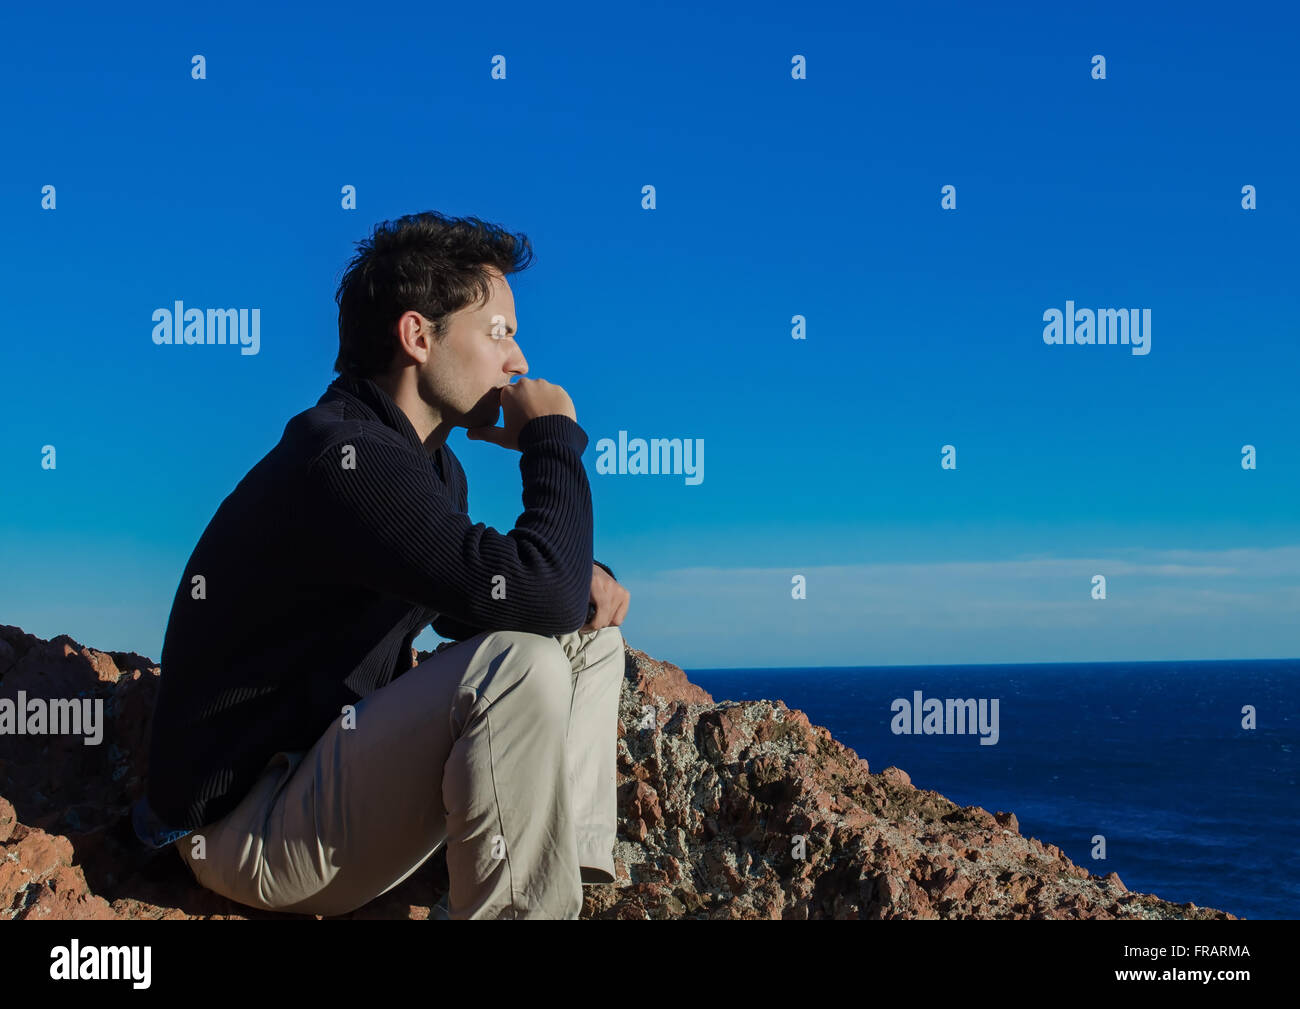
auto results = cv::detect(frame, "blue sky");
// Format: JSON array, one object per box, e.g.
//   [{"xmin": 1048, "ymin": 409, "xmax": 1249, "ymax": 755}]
[{"xmin": 1, "ymin": 1, "xmax": 1296, "ymax": 669}]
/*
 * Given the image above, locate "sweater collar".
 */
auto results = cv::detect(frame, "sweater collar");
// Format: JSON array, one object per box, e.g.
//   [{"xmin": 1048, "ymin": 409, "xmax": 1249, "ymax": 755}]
[{"xmin": 321, "ymin": 374, "xmax": 428, "ymax": 455}]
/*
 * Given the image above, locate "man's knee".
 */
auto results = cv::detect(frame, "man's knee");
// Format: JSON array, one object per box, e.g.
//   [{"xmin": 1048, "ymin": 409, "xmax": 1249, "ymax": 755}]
[
  {"xmin": 587, "ymin": 625, "xmax": 626, "ymax": 675},
  {"xmin": 484, "ymin": 628, "xmax": 570, "ymax": 666},
  {"xmin": 478, "ymin": 629, "xmax": 572, "ymax": 713},
  {"xmin": 597, "ymin": 624, "xmax": 624, "ymax": 652}
]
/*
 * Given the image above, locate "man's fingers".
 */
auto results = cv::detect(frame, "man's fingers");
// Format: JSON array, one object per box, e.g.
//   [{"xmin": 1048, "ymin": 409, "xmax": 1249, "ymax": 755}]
[
  {"xmin": 579, "ymin": 581, "xmax": 629, "ymax": 633},
  {"xmin": 585, "ymin": 596, "xmax": 629, "ymax": 632},
  {"xmin": 581, "ymin": 602, "xmax": 607, "ymax": 633}
]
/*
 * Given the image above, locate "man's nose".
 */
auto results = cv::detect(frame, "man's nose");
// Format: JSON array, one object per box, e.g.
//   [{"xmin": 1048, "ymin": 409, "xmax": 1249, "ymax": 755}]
[{"xmin": 509, "ymin": 349, "xmax": 528, "ymax": 377}]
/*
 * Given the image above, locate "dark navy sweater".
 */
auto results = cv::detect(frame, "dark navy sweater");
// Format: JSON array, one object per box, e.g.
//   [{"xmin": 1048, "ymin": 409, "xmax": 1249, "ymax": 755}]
[{"xmin": 141, "ymin": 373, "xmax": 610, "ymax": 836}]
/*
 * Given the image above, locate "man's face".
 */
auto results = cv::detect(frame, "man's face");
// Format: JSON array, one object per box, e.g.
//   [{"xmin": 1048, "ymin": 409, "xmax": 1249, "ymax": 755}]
[{"xmin": 417, "ymin": 266, "xmax": 529, "ymax": 429}]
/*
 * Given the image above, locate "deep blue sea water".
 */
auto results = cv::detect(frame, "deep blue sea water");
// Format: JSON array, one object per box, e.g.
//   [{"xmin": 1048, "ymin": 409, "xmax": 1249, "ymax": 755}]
[{"xmin": 684, "ymin": 658, "xmax": 1298, "ymax": 920}]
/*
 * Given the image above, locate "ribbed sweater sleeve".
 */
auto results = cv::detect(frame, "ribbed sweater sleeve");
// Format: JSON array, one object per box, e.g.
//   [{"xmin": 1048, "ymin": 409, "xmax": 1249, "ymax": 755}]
[{"xmin": 306, "ymin": 413, "xmax": 595, "ymax": 637}]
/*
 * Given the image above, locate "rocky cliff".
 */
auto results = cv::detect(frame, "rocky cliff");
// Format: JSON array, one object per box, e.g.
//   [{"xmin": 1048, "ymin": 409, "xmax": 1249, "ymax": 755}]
[{"xmin": 0, "ymin": 623, "xmax": 1234, "ymax": 920}]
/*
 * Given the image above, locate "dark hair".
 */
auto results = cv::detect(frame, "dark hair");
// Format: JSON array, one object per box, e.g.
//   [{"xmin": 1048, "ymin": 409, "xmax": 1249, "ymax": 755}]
[{"xmin": 333, "ymin": 211, "xmax": 534, "ymax": 380}]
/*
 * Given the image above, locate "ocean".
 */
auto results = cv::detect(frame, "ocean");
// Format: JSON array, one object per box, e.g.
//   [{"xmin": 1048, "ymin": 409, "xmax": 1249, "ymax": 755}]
[{"xmin": 684, "ymin": 658, "xmax": 1298, "ymax": 920}]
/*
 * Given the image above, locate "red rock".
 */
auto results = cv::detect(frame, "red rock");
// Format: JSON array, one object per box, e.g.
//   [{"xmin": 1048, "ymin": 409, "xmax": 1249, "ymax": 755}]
[
  {"xmin": 627, "ymin": 781, "xmax": 662, "ymax": 827},
  {"xmin": 0, "ymin": 796, "xmax": 16, "ymax": 843}
]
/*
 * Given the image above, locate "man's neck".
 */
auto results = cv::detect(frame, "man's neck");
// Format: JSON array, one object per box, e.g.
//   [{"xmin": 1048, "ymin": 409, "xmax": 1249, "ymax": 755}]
[{"xmin": 368, "ymin": 370, "xmax": 452, "ymax": 454}]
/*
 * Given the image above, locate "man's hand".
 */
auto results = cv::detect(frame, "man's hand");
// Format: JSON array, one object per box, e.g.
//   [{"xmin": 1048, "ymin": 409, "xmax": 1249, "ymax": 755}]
[
  {"xmin": 580, "ymin": 562, "xmax": 630, "ymax": 633},
  {"xmin": 465, "ymin": 378, "xmax": 577, "ymax": 452}
]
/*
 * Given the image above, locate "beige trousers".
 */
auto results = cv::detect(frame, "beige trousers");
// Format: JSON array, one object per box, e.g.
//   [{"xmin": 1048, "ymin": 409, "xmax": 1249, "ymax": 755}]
[{"xmin": 177, "ymin": 625, "xmax": 624, "ymax": 919}]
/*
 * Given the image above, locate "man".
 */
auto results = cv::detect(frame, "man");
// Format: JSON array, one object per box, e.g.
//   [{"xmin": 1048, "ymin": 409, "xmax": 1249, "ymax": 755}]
[{"xmin": 131, "ymin": 211, "xmax": 630, "ymax": 919}]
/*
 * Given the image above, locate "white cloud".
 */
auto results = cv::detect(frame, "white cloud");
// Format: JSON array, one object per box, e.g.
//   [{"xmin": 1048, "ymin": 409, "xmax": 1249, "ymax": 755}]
[{"xmin": 616, "ymin": 545, "xmax": 1300, "ymax": 665}]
